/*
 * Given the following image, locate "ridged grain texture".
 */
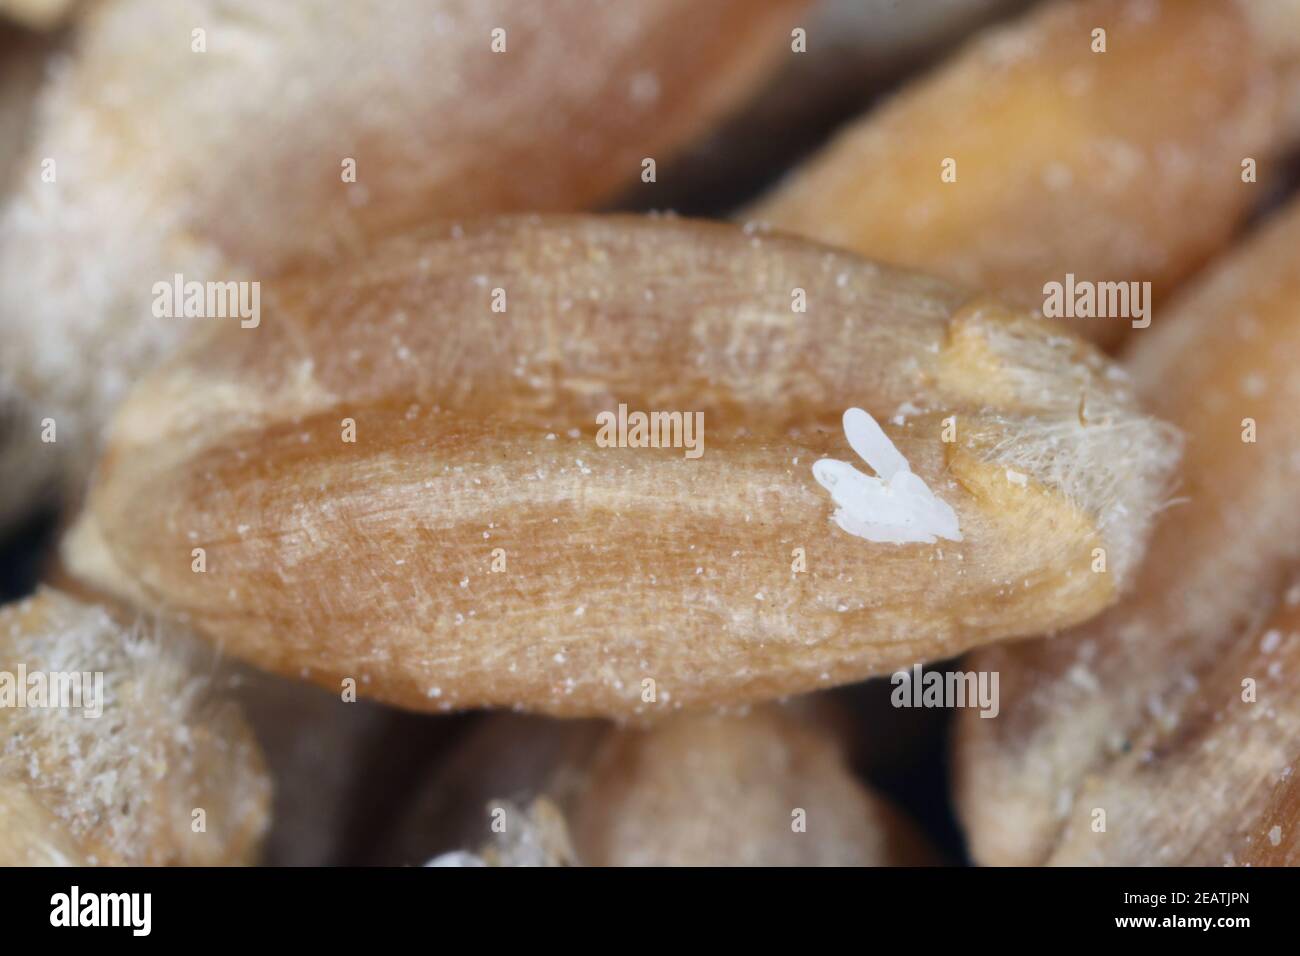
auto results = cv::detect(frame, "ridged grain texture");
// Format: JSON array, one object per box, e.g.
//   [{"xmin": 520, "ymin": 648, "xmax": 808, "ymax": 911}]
[
  {"xmin": 955, "ymin": 197, "xmax": 1300, "ymax": 865},
  {"xmin": 1045, "ymin": 571, "xmax": 1300, "ymax": 866},
  {"xmin": 0, "ymin": 0, "xmax": 804, "ymax": 525},
  {"xmin": 65, "ymin": 216, "xmax": 1178, "ymax": 716}
]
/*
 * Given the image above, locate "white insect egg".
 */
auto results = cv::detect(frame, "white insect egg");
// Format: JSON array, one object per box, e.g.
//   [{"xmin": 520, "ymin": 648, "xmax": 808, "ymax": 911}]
[{"xmin": 812, "ymin": 407, "xmax": 962, "ymax": 545}]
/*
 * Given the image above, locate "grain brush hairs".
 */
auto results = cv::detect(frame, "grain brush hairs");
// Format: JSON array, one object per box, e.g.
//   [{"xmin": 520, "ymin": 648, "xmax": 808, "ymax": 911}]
[
  {"xmin": 64, "ymin": 215, "xmax": 1179, "ymax": 717},
  {"xmin": 753, "ymin": 0, "xmax": 1300, "ymax": 350},
  {"xmin": 0, "ymin": 0, "xmax": 805, "ymax": 529},
  {"xmin": 955, "ymin": 196, "xmax": 1300, "ymax": 866},
  {"xmin": 0, "ymin": 589, "xmax": 270, "ymax": 865}
]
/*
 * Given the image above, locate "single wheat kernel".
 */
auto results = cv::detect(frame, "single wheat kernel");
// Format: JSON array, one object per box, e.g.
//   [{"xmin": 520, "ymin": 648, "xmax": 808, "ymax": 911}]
[
  {"xmin": 752, "ymin": 0, "xmax": 1300, "ymax": 349},
  {"xmin": 65, "ymin": 215, "xmax": 1178, "ymax": 717}
]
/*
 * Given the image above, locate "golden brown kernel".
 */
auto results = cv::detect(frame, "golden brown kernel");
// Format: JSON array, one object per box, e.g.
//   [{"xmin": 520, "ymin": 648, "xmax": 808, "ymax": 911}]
[
  {"xmin": 753, "ymin": 0, "xmax": 1300, "ymax": 349},
  {"xmin": 66, "ymin": 216, "xmax": 1177, "ymax": 716}
]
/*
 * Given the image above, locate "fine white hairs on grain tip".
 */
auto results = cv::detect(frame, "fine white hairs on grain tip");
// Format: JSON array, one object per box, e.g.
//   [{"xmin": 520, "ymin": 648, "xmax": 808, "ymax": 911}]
[{"xmin": 813, "ymin": 407, "xmax": 962, "ymax": 545}]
